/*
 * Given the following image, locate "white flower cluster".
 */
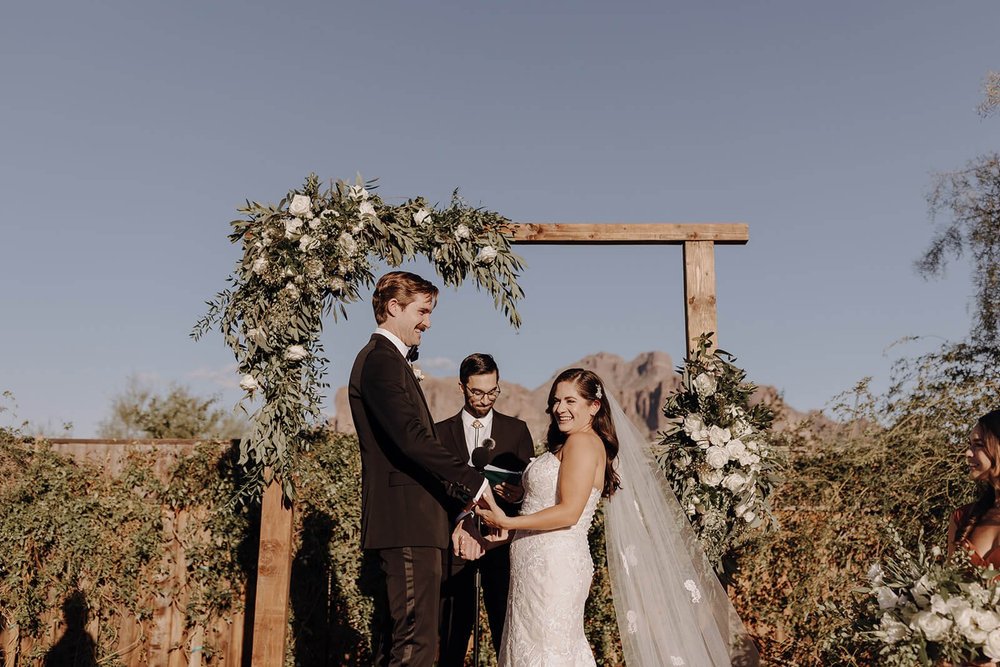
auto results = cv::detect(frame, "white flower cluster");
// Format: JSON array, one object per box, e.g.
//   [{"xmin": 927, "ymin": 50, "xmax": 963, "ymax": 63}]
[
  {"xmin": 655, "ymin": 343, "xmax": 780, "ymax": 565},
  {"xmin": 680, "ymin": 406, "xmax": 768, "ymax": 527},
  {"xmin": 865, "ymin": 554, "xmax": 1000, "ymax": 662}
]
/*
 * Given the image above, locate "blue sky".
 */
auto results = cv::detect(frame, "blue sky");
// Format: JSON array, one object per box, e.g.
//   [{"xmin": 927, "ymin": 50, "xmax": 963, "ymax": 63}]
[{"xmin": 1, "ymin": 1, "xmax": 996, "ymax": 436}]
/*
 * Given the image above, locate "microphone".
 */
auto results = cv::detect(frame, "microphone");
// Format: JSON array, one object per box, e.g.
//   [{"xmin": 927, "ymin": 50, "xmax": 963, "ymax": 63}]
[{"xmin": 471, "ymin": 437, "xmax": 496, "ymax": 471}]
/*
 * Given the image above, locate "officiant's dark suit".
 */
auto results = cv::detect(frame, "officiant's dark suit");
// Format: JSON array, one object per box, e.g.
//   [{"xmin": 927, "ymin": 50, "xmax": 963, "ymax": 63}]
[
  {"xmin": 437, "ymin": 354, "xmax": 534, "ymax": 665},
  {"xmin": 349, "ymin": 272, "xmax": 485, "ymax": 667}
]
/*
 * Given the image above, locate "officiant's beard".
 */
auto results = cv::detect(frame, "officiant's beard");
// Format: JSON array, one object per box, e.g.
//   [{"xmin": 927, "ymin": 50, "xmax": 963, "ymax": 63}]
[{"xmin": 462, "ymin": 374, "xmax": 499, "ymax": 419}]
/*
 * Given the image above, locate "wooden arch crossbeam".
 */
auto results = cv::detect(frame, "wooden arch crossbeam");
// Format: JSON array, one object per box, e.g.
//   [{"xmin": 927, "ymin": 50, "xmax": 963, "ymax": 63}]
[{"xmin": 511, "ymin": 222, "xmax": 749, "ymax": 354}]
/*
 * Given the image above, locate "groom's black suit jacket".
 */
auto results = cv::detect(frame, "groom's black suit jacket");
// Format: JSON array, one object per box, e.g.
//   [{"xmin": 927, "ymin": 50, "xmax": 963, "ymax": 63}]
[{"xmin": 349, "ymin": 334, "xmax": 484, "ymax": 550}]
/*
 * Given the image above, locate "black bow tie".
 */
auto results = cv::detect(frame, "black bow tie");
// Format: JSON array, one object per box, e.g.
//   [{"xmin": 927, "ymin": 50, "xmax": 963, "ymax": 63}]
[{"xmin": 406, "ymin": 346, "xmax": 419, "ymax": 362}]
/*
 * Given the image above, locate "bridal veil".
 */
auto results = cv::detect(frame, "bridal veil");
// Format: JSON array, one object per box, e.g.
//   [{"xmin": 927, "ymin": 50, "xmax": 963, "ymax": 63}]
[{"xmin": 603, "ymin": 389, "xmax": 760, "ymax": 666}]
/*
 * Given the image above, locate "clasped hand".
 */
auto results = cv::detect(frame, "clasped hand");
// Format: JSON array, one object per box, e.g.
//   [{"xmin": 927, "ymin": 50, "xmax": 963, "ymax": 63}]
[
  {"xmin": 452, "ymin": 487, "xmax": 509, "ymax": 560},
  {"xmin": 475, "ymin": 484, "xmax": 511, "ymax": 531}
]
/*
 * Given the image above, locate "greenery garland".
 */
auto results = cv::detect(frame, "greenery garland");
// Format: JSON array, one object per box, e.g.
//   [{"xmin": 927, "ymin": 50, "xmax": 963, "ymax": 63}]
[{"xmin": 193, "ymin": 174, "xmax": 525, "ymax": 502}]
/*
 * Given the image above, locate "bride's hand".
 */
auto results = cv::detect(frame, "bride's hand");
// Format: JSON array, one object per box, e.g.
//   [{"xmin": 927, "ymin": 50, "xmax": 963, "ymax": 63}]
[{"xmin": 476, "ymin": 486, "xmax": 509, "ymax": 529}]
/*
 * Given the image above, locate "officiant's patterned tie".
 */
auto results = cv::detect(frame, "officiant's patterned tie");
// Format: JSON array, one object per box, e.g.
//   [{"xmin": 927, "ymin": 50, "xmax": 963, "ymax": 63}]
[{"xmin": 472, "ymin": 420, "xmax": 483, "ymax": 449}]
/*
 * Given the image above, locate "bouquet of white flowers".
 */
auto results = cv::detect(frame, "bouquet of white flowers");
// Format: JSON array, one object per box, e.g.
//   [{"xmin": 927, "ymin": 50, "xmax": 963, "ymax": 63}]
[
  {"xmin": 856, "ymin": 530, "xmax": 1000, "ymax": 666},
  {"xmin": 653, "ymin": 334, "xmax": 782, "ymax": 569}
]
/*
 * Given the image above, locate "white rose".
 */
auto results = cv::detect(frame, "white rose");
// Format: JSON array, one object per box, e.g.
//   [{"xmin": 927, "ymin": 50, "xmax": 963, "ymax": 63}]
[
  {"xmin": 878, "ymin": 615, "xmax": 909, "ymax": 644},
  {"xmin": 239, "ymin": 374, "xmax": 259, "ymax": 392},
  {"xmin": 252, "ymin": 257, "xmax": 268, "ymax": 274},
  {"xmin": 738, "ymin": 451, "xmax": 757, "ymax": 467},
  {"xmin": 339, "ymin": 232, "xmax": 358, "ymax": 255},
  {"xmin": 975, "ymin": 609, "xmax": 1000, "ymax": 633},
  {"xmin": 358, "ymin": 200, "xmax": 377, "ymax": 219},
  {"xmin": 413, "ymin": 208, "xmax": 432, "ymax": 225},
  {"xmin": 455, "ymin": 223, "xmax": 471, "ymax": 240},
  {"xmin": 308, "ymin": 217, "xmax": 322, "ymax": 230},
  {"xmin": 289, "ymin": 194, "xmax": 314, "ymax": 218},
  {"xmin": 693, "ymin": 373, "xmax": 717, "ymax": 397},
  {"xmin": 732, "ymin": 418, "xmax": 752, "ymax": 437},
  {"xmin": 699, "ymin": 467, "xmax": 724, "ymax": 487},
  {"xmin": 744, "ymin": 439, "xmax": 760, "ymax": 452},
  {"xmin": 284, "ymin": 217, "xmax": 304, "ymax": 238},
  {"xmin": 985, "ymin": 628, "xmax": 1000, "ymax": 660},
  {"xmin": 968, "ymin": 582, "xmax": 990, "ymax": 606},
  {"xmin": 910, "ymin": 610, "xmax": 952, "ymax": 642},
  {"xmin": 299, "ymin": 234, "xmax": 319, "ymax": 252},
  {"xmin": 683, "ymin": 414, "xmax": 705, "ymax": 435},
  {"xmin": 475, "ymin": 245, "xmax": 498, "ymax": 264},
  {"xmin": 721, "ymin": 472, "xmax": 747, "ymax": 493},
  {"xmin": 284, "ymin": 345, "xmax": 308, "ymax": 362},
  {"xmin": 707, "ymin": 426, "xmax": 732, "ymax": 447},
  {"xmin": 867, "ymin": 563, "xmax": 884, "ymax": 585},
  {"xmin": 705, "ymin": 446, "xmax": 729, "ymax": 470},
  {"xmin": 946, "ymin": 595, "xmax": 972, "ymax": 617},
  {"xmin": 742, "ymin": 510, "xmax": 756, "ymax": 524},
  {"xmin": 956, "ymin": 608, "xmax": 1000, "ymax": 645},
  {"xmin": 910, "ymin": 575, "xmax": 933, "ymax": 609},
  {"xmin": 876, "ymin": 586, "xmax": 900, "ymax": 611},
  {"xmin": 413, "ymin": 367, "xmax": 425, "ymax": 382},
  {"xmin": 725, "ymin": 439, "xmax": 747, "ymax": 460}
]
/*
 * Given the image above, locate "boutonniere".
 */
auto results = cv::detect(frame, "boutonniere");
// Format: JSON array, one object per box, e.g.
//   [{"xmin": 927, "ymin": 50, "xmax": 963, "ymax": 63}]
[{"xmin": 413, "ymin": 367, "xmax": 425, "ymax": 382}]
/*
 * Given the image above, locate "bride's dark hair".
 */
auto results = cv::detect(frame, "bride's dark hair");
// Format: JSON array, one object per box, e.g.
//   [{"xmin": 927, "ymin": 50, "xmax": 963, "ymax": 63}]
[
  {"xmin": 956, "ymin": 409, "xmax": 1000, "ymax": 545},
  {"xmin": 545, "ymin": 368, "xmax": 621, "ymax": 498}
]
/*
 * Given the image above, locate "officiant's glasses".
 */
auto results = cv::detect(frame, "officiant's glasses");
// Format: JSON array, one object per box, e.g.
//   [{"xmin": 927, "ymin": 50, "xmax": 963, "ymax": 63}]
[{"xmin": 464, "ymin": 385, "xmax": 501, "ymax": 400}]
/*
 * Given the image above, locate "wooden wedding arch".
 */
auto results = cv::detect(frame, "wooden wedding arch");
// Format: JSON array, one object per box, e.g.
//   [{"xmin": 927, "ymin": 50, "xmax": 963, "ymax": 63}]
[{"xmin": 250, "ymin": 221, "xmax": 749, "ymax": 665}]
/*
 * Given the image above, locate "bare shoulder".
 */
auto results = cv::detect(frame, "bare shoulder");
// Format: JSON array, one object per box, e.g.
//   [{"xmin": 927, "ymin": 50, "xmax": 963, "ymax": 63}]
[{"xmin": 561, "ymin": 432, "xmax": 605, "ymax": 459}]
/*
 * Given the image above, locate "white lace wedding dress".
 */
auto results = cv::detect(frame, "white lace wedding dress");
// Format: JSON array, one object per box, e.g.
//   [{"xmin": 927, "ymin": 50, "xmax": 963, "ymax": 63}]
[{"xmin": 497, "ymin": 451, "xmax": 601, "ymax": 667}]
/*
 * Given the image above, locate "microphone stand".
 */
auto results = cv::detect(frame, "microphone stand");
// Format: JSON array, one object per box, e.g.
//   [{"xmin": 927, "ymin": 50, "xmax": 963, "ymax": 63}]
[
  {"xmin": 473, "ymin": 517, "xmax": 482, "ymax": 666},
  {"xmin": 470, "ymin": 437, "xmax": 495, "ymax": 667}
]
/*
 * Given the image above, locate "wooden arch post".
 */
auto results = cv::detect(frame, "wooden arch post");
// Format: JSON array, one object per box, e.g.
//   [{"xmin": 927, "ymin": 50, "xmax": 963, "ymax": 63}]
[{"xmin": 250, "ymin": 221, "xmax": 748, "ymax": 664}]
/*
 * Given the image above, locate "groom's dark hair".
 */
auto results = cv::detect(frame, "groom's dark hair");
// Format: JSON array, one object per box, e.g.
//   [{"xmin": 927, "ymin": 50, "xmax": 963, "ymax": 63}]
[
  {"xmin": 460, "ymin": 353, "xmax": 499, "ymax": 384},
  {"xmin": 372, "ymin": 271, "xmax": 439, "ymax": 324}
]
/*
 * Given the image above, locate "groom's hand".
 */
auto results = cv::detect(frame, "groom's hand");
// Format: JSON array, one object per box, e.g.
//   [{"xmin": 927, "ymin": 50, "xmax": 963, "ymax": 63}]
[{"xmin": 452, "ymin": 516, "xmax": 486, "ymax": 560}]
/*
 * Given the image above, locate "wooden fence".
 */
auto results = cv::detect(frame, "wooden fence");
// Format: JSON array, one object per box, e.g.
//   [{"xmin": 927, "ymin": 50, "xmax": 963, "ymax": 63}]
[{"xmin": 1, "ymin": 439, "xmax": 251, "ymax": 667}]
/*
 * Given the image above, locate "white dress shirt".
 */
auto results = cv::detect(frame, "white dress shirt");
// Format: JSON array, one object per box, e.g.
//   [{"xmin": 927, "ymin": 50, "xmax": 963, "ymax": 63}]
[
  {"xmin": 374, "ymin": 328, "xmax": 411, "ymax": 359},
  {"xmin": 461, "ymin": 408, "xmax": 494, "ymax": 463}
]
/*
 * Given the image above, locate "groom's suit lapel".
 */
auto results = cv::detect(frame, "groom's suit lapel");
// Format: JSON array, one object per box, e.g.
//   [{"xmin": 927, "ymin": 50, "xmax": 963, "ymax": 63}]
[{"xmin": 376, "ymin": 334, "xmax": 437, "ymax": 438}]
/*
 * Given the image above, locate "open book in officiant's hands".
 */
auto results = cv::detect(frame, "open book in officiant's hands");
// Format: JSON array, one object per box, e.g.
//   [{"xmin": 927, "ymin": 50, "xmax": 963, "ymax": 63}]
[{"xmin": 482, "ymin": 464, "xmax": 522, "ymax": 486}]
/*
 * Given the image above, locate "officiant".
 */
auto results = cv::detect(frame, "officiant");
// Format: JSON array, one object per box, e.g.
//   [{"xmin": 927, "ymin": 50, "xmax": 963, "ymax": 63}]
[{"xmin": 437, "ymin": 353, "xmax": 534, "ymax": 665}]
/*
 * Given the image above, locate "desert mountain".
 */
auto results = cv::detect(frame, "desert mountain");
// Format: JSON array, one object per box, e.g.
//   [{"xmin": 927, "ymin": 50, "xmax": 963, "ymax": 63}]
[{"xmin": 331, "ymin": 351, "xmax": 811, "ymax": 443}]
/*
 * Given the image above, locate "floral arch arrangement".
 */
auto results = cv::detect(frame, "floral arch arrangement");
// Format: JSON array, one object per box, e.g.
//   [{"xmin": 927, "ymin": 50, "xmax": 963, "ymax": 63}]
[{"xmin": 193, "ymin": 174, "xmax": 525, "ymax": 502}]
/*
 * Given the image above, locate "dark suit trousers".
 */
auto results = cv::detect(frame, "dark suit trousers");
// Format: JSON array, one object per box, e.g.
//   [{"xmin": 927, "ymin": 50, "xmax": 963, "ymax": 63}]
[
  {"xmin": 438, "ymin": 545, "xmax": 511, "ymax": 665},
  {"xmin": 374, "ymin": 547, "xmax": 442, "ymax": 667}
]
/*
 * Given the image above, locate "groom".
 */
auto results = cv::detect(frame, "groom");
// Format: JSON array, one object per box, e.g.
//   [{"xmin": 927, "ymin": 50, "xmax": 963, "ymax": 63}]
[{"xmin": 349, "ymin": 271, "xmax": 489, "ymax": 667}]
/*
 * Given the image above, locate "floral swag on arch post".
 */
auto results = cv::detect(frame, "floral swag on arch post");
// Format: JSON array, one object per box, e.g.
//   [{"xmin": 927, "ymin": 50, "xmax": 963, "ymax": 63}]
[{"xmin": 193, "ymin": 173, "xmax": 525, "ymax": 502}]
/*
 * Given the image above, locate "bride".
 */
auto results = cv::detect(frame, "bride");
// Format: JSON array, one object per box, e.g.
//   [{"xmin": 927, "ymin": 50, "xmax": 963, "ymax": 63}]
[{"xmin": 477, "ymin": 368, "xmax": 758, "ymax": 666}]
